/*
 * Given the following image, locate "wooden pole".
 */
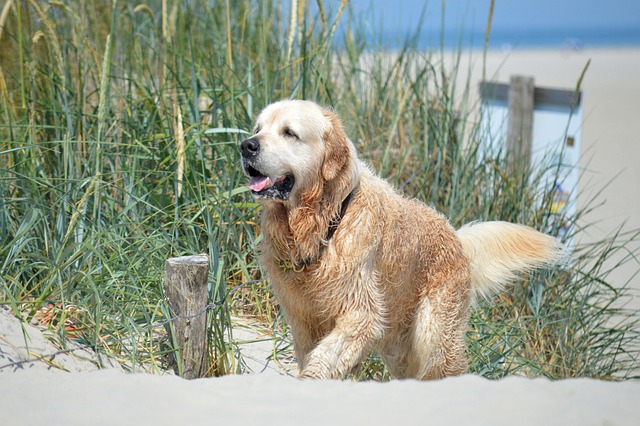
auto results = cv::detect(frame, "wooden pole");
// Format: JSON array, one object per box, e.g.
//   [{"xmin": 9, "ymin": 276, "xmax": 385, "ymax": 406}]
[
  {"xmin": 164, "ymin": 255, "xmax": 210, "ymax": 379},
  {"xmin": 506, "ymin": 75, "xmax": 535, "ymax": 170}
]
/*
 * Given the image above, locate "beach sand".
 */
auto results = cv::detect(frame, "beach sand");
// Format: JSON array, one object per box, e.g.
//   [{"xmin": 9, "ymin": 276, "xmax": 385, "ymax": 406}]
[
  {"xmin": 1, "ymin": 47, "xmax": 639, "ymax": 425},
  {"xmin": 1, "ymin": 301, "xmax": 638, "ymax": 425},
  {"xmin": 1, "ymin": 369, "xmax": 638, "ymax": 426}
]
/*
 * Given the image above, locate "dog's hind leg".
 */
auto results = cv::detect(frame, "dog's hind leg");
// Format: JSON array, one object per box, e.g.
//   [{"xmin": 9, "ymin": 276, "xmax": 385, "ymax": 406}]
[{"xmin": 404, "ymin": 280, "xmax": 471, "ymax": 380}]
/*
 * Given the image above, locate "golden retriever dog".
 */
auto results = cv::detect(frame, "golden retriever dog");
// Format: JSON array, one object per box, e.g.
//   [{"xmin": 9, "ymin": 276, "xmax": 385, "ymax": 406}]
[{"xmin": 240, "ymin": 99, "xmax": 564, "ymax": 380}]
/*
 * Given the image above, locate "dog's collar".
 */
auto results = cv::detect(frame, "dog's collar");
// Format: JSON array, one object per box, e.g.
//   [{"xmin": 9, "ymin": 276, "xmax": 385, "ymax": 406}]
[
  {"xmin": 278, "ymin": 185, "xmax": 358, "ymax": 273},
  {"xmin": 326, "ymin": 184, "xmax": 358, "ymax": 242}
]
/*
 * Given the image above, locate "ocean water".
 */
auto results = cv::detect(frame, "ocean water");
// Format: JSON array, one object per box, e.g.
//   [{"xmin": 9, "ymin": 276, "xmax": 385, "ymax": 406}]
[
  {"xmin": 357, "ymin": 26, "xmax": 640, "ymax": 51},
  {"xmin": 314, "ymin": 0, "xmax": 640, "ymax": 51}
]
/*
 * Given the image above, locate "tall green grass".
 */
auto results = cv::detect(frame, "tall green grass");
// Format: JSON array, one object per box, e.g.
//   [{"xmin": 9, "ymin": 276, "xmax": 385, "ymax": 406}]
[{"xmin": 1, "ymin": 0, "xmax": 637, "ymax": 379}]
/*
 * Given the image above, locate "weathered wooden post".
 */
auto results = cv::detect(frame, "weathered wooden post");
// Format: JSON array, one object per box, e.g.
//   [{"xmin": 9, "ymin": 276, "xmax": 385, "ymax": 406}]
[
  {"xmin": 164, "ymin": 255, "xmax": 210, "ymax": 379},
  {"xmin": 506, "ymin": 75, "xmax": 535, "ymax": 169}
]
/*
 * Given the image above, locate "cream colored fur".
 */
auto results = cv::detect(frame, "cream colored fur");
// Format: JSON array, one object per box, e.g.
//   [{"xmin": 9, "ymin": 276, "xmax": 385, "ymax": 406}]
[
  {"xmin": 242, "ymin": 100, "xmax": 564, "ymax": 380},
  {"xmin": 457, "ymin": 222, "xmax": 566, "ymax": 303}
]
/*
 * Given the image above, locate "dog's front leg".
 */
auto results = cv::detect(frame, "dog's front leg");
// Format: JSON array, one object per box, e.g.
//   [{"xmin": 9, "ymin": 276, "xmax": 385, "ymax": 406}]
[
  {"xmin": 286, "ymin": 317, "xmax": 319, "ymax": 373},
  {"xmin": 299, "ymin": 312, "xmax": 381, "ymax": 379}
]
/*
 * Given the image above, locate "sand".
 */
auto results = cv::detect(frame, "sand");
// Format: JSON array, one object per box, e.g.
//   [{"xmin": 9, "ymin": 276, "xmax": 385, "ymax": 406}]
[
  {"xmin": 0, "ymin": 303, "xmax": 638, "ymax": 425},
  {"xmin": 3, "ymin": 282, "xmax": 638, "ymax": 426},
  {"xmin": 1, "ymin": 369, "xmax": 638, "ymax": 426},
  {"xmin": 1, "ymin": 47, "xmax": 638, "ymax": 425}
]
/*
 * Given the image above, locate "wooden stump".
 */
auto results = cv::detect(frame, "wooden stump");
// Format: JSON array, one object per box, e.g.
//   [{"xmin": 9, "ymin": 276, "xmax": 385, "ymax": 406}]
[{"xmin": 164, "ymin": 255, "xmax": 210, "ymax": 379}]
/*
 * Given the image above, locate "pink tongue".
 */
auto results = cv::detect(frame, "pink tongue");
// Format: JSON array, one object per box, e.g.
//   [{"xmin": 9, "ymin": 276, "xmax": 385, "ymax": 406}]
[{"xmin": 249, "ymin": 176, "xmax": 274, "ymax": 192}]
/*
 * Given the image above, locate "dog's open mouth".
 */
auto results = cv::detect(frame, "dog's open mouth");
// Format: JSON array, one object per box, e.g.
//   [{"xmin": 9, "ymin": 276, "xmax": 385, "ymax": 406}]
[{"xmin": 245, "ymin": 165, "xmax": 294, "ymax": 200}]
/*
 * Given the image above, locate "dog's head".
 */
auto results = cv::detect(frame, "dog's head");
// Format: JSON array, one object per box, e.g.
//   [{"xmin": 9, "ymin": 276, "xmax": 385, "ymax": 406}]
[{"xmin": 241, "ymin": 100, "xmax": 358, "ymax": 206}]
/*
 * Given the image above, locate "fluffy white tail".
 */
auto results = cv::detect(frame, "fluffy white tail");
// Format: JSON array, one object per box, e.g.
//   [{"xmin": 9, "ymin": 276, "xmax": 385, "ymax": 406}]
[{"xmin": 456, "ymin": 221, "xmax": 566, "ymax": 302}]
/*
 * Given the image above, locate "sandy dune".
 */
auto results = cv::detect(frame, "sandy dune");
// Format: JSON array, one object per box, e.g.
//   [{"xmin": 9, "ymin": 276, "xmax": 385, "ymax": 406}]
[
  {"xmin": 1, "ymin": 47, "xmax": 638, "ymax": 425},
  {"xmin": 1, "ymin": 265, "xmax": 638, "ymax": 425}
]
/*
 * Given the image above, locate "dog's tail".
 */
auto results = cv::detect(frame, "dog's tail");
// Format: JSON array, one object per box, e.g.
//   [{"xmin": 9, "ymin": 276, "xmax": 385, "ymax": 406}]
[{"xmin": 456, "ymin": 221, "xmax": 566, "ymax": 302}]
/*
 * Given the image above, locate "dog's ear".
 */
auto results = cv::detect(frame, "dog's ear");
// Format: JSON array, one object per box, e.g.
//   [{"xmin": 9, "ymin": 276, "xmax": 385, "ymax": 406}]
[{"xmin": 322, "ymin": 110, "xmax": 350, "ymax": 181}]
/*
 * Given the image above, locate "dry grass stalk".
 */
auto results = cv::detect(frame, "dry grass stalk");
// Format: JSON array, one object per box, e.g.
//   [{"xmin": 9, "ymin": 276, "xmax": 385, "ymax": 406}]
[
  {"xmin": 175, "ymin": 102, "xmax": 185, "ymax": 198},
  {"xmin": 0, "ymin": 0, "xmax": 14, "ymax": 42},
  {"xmin": 27, "ymin": 0, "xmax": 65, "ymax": 85}
]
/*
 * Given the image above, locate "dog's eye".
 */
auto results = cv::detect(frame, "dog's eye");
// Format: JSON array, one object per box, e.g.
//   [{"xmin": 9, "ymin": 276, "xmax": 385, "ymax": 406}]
[
  {"xmin": 253, "ymin": 126, "xmax": 260, "ymax": 135},
  {"xmin": 283, "ymin": 128, "xmax": 298, "ymax": 139}
]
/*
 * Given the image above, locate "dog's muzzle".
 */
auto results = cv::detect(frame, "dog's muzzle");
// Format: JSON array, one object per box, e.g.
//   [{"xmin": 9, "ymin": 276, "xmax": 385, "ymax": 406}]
[{"xmin": 240, "ymin": 138, "xmax": 295, "ymax": 201}]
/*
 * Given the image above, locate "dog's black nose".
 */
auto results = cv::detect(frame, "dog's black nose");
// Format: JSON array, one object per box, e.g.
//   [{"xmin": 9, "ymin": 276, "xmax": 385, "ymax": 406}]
[{"xmin": 241, "ymin": 138, "xmax": 260, "ymax": 158}]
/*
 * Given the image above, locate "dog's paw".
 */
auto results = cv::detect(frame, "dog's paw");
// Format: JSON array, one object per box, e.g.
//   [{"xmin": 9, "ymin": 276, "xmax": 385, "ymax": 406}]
[
  {"xmin": 299, "ymin": 362, "xmax": 332, "ymax": 380},
  {"xmin": 298, "ymin": 368, "xmax": 324, "ymax": 380},
  {"xmin": 298, "ymin": 372, "xmax": 317, "ymax": 380}
]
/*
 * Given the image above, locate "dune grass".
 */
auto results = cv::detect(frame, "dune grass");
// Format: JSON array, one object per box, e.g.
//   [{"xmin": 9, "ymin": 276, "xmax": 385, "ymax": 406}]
[{"xmin": 0, "ymin": 0, "xmax": 638, "ymax": 379}]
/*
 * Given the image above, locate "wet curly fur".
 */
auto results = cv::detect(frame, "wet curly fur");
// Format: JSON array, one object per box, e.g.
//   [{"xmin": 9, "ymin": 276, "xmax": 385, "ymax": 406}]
[{"xmin": 241, "ymin": 100, "xmax": 564, "ymax": 380}]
